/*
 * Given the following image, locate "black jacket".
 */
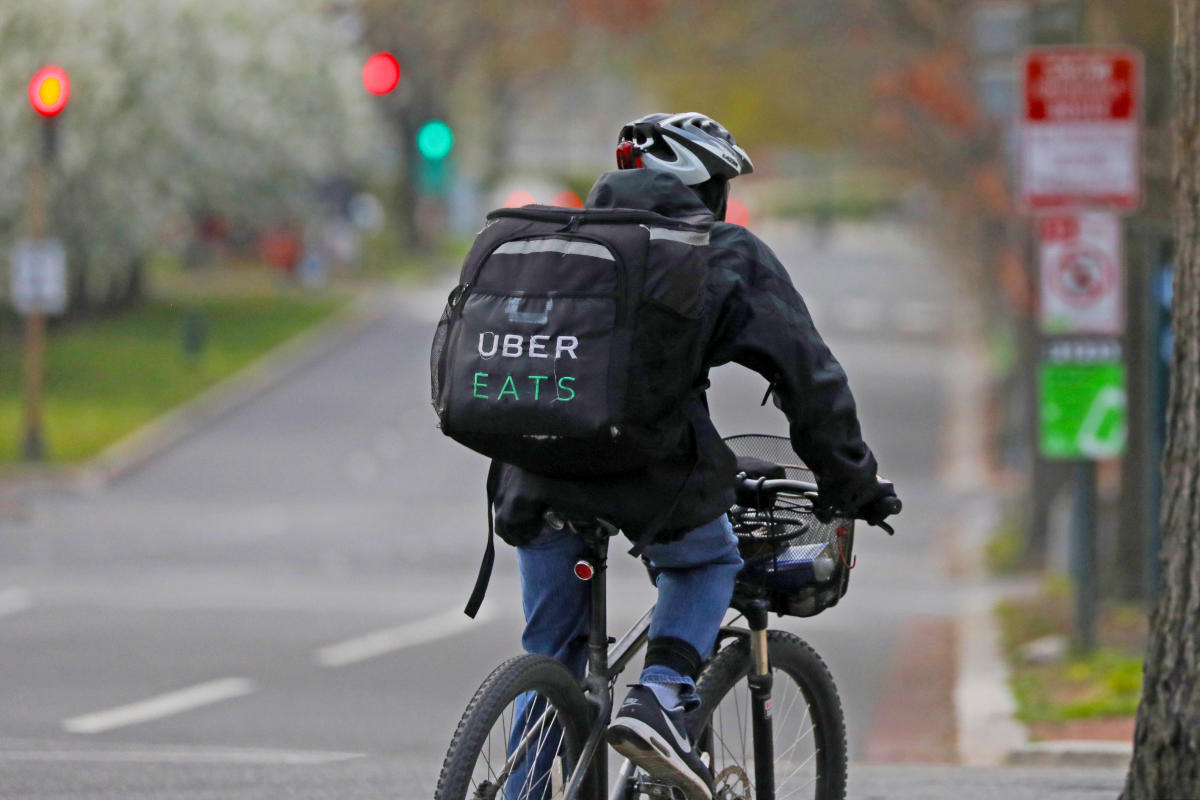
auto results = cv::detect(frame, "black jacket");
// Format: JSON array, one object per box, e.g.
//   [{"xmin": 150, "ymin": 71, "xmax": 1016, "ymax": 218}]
[{"xmin": 493, "ymin": 169, "xmax": 880, "ymax": 547}]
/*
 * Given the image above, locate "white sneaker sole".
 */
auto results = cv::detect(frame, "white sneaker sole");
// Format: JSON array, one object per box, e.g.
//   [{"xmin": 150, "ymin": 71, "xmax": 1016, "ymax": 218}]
[{"xmin": 606, "ymin": 718, "xmax": 712, "ymax": 800}]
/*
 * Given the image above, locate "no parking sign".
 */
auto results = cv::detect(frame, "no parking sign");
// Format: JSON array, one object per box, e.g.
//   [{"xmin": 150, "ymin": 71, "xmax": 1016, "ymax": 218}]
[{"xmin": 1037, "ymin": 210, "xmax": 1122, "ymax": 334}]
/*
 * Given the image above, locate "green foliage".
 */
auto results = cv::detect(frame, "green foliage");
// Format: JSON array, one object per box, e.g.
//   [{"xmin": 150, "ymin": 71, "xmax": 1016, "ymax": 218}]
[
  {"xmin": 0, "ymin": 292, "xmax": 343, "ymax": 464},
  {"xmin": 1010, "ymin": 649, "xmax": 1144, "ymax": 723},
  {"xmin": 985, "ymin": 525, "xmax": 1026, "ymax": 575},
  {"xmin": 0, "ymin": 0, "xmax": 381, "ymax": 311},
  {"xmin": 997, "ymin": 581, "xmax": 1146, "ymax": 725}
]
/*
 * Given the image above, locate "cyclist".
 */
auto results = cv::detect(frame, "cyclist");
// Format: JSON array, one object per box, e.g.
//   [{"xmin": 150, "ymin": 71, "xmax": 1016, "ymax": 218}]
[{"xmin": 493, "ymin": 112, "xmax": 898, "ymax": 800}]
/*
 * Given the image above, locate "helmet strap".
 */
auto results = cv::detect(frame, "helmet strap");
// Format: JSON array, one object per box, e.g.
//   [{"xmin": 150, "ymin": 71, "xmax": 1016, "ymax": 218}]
[{"xmin": 694, "ymin": 178, "xmax": 730, "ymax": 221}]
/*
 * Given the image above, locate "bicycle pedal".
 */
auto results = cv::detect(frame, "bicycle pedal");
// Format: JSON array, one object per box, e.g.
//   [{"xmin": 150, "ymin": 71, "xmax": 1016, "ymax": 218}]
[{"xmin": 633, "ymin": 777, "xmax": 687, "ymax": 800}]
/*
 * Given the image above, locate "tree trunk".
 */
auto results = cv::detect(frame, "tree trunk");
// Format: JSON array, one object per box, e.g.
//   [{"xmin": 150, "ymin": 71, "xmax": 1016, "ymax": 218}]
[{"xmin": 1122, "ymin": 2, "xmax": 1200, "ymax": 797}]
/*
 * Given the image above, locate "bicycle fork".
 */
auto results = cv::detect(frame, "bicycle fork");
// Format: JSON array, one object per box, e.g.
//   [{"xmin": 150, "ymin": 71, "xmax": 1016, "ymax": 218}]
[{"xmin": 746, "ymin": 600, "xmax": 774, "ymax": 800}]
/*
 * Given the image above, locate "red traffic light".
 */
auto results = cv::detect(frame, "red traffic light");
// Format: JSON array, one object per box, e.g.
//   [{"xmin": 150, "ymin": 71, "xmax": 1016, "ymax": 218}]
[
  {"xmin": 362, "ymin": 53, "xmax": 400, "ymax": 95},
  {"xmin": 29, "ymin": 65, "xmax": 70, "ymax": 117}
]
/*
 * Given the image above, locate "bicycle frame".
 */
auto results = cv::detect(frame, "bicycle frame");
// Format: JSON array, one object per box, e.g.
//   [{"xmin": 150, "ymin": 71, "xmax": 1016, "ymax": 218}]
[{"xmin": 545, "ymin": 526, "xmax": 776, "ymax": 800}]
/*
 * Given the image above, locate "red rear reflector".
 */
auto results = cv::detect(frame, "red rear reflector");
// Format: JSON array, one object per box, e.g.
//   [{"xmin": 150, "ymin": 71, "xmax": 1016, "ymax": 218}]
[
  {"xmin": 573, "ymin": 561, "xmax": 594, "ymax": 581},
  {"xmin": 616, "ymin": 141, "xmax": 642, "ymax": 170}
]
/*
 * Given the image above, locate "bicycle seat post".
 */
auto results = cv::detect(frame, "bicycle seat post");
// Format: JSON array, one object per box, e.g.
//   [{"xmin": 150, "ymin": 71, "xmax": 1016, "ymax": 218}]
[
  {"xmin": 583, "ymin": 530, "xmax": 610, "ymax": 694},
  {"xmin": 581, "ymin": 528, "xmax": 611, "ymax": 799}
]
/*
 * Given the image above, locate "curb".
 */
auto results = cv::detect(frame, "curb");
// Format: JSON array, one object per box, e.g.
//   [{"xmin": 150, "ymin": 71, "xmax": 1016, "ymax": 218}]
[
  {"xmin": 1007, "ymin": 740, "xmax": 1133, "ymax": 769},
  {"xmin": 954, "ymin": 499, "xmax": 1030, "ymax": 766},
  {"xmin": 2, "ymin": 290, "xmax": 388, "ymax": 496},
  {"xmin": 952, "ymin": 501, "xmax": 1135, "ymax": 770},
  {"xmin": 78, "ymin": 291, "xmax": 389, "ymax": 488}
]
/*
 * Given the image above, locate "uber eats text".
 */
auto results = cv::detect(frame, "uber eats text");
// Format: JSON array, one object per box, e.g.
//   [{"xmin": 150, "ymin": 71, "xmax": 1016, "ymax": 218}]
[{"xmin": 472, "ymin": 332, "xmax": 579, "ymax": 402}]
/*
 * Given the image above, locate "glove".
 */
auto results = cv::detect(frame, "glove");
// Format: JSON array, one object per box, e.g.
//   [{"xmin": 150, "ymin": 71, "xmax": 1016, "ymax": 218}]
[{"xmin": 855, "ymin": 478, "xmax": 899, "ymax": 526}]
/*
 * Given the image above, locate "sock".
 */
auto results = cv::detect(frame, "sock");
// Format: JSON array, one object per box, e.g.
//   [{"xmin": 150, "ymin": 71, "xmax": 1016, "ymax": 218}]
[{"xmin": 645, "ymin": 682, "xmax": 682, "ymax": 711}]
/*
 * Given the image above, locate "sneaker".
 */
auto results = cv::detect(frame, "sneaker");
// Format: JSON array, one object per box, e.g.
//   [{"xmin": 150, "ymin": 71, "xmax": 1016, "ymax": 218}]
[{"xmin": 606, "ymin": 685, "xmax": 713, "ymax": 800}]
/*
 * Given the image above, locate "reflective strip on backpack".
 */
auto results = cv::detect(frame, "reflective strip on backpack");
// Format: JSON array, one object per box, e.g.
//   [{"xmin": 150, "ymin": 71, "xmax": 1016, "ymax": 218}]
[
  {"xmin": 493, "ymin": 239, "xmax": 615, "ymax": 260},
  {"xmin": 642, "ymin": 226, "xmax": 710, "ymax": 246}
]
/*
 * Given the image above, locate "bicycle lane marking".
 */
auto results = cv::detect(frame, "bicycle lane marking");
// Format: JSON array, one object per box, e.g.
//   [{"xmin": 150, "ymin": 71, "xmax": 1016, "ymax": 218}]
[
  {"xmin": 0, "ymin": 587, "xmax": 32, "ymax": 618},
  {"xmin": 314, "ymin": 605, "xmax": 498, "ymax": 668},
  {"xmin": 62, "ymin": 678, "xmax": 256, "ymax": 735}
]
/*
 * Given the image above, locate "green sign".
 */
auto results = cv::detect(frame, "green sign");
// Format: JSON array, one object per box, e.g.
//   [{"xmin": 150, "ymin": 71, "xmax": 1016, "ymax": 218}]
[{"xmin": 1039, "ymin": 360, "xmax": 1126, "ymax": 459}]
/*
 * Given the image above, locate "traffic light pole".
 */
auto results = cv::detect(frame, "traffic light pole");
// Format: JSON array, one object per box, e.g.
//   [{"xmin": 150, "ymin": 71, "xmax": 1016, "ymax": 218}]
[{"xmin": 20, "ymin": 119, "xmax": 56, "ymax": 461}]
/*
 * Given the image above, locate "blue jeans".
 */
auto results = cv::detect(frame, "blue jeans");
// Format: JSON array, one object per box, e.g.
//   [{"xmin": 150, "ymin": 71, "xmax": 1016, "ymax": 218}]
[{"xmin": 506, "ymin": 514, "xmax": 742, "ymax": 798}]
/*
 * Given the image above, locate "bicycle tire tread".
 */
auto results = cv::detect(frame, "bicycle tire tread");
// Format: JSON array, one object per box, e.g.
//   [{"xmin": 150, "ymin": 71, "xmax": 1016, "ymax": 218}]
[{"xmin": 435, "ymin": 653, "xmax": 592, "ymax": 800}]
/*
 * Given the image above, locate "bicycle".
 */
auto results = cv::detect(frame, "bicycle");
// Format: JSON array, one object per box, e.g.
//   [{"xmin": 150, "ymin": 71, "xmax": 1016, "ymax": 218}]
[{"xmin": 434, "ymin": 434, "xmax": 900, "ymax": 800}]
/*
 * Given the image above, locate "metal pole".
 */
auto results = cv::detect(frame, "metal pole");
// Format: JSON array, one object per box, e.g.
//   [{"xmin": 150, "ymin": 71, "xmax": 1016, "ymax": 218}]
[
  {"xmin": 1071, "ymin": 460, "xmax": 1098, "ymax": 651},
  {"xmin": 20, "ymin": 123, "xmax": 50, "ymax": 462}
]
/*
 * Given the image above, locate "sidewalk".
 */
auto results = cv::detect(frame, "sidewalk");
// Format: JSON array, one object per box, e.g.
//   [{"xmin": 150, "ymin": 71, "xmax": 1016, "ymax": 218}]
[
  {"xmin": 947, "ymin": 338, "xmax": 1134, "ymax": 771},
  {"xmin": 850, "ymin": 764, "xmax": 1125, "ymax": 800}
]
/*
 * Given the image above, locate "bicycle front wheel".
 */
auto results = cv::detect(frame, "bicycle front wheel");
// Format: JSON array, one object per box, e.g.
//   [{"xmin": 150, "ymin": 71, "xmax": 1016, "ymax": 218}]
[
  {"xmin": 435, "ymin": 653, "xmax": 596, "ymax": 800},
  {"xmin": 694, "ymin": 631, "xmax": 847, "ymax": 800}
]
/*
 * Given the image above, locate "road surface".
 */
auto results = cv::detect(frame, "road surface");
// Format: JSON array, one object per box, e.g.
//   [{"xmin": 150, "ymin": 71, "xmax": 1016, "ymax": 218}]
[{"xmin": 0, "ymin": 220, "xmax": 1123, "ymax": 798}]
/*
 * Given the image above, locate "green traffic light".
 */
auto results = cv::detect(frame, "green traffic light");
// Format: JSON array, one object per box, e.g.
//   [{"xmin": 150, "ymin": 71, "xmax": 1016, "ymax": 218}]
[{"xmin": 417, "ymin": 120, "xmax": 454, "ymax": 161}]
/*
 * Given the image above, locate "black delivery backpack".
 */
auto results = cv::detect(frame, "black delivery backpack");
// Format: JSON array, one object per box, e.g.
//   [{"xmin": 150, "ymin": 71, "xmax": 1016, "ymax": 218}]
[{"xmin": 431, "ymin": 205, "xmax": 712, "ymax": 479}]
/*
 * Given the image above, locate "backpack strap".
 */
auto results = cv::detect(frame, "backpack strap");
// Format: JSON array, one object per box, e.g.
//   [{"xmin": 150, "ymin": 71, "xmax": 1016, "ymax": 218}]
[{"xmin": 464, "ymin": 460, "xmax": 503, "ymax": 618}]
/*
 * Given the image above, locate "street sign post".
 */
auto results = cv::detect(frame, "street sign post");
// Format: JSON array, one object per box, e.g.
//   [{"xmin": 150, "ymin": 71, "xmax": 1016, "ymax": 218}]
[
  {"xmin": 1017, "ymin": 45, "xmax": 1142, "ymax": 654},
  {"xmin": 1019, "ymin": 47, "xmax": 1141, "ymax": 211}
]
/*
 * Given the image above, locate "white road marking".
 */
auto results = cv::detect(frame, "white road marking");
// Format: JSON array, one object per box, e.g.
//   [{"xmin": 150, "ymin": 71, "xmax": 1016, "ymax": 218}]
[
  {"xmin": 0, "ymin": 587, "xmax": 32, "ymax": 617},
  {"xmin": 62, "ymin": 677, "xmax": 256, "ymax": 735},
  {"xmin": 315, "ymin": 605, "xmax": 495, "ymax": 668},
  {"xmin": 0, "ymin": 743, "xmax": 363, "ymax": 765}
]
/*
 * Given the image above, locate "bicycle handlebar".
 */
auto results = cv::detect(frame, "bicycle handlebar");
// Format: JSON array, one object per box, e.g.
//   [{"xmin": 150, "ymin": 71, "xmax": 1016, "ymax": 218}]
[
  {"xmin": 733, "ymin": 475, "xmax": 819, "ymax": 495},
  {"xmin": 733, "ymin": 474, "xmax": 903, "ymax": 527}
]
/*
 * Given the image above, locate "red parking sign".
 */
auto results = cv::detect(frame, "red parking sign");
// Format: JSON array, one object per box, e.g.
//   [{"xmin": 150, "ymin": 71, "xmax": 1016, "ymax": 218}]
[{"xmin": 1019, "ymin": 47, "xmax": 1141, "ymax": 211}]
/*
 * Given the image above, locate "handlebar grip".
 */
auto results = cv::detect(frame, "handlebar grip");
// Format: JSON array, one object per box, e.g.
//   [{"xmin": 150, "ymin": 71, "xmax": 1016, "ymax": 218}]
[{"xmin": 882, "ymin": 497, "xmax": 903, "ymax": 516}]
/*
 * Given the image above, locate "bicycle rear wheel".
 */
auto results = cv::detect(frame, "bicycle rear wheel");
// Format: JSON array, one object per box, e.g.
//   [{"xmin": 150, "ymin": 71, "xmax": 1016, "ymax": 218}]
[
  {"xmin": 693, "ymin": 631, "xmax": 847, "ymax": 800},
  {"xmin": 436, "ymin": 653, "xmax": 596, "ymax": 800}
]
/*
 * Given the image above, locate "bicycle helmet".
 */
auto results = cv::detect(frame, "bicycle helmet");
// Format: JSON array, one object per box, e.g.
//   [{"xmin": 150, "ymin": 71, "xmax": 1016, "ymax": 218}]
[
  {"xmin": 616, "ymin": 112, "xmax": 753, "ymax": 184},
  {"xmin": 616, "ymin": 112, "xmax": 753, "ymax": 219}
]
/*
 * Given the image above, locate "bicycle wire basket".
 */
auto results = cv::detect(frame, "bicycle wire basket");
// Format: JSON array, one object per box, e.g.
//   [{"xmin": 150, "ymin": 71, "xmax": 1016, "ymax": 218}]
[{"xmin": 725, "ymin": 434, "xmax": 856, "ymax": 618}]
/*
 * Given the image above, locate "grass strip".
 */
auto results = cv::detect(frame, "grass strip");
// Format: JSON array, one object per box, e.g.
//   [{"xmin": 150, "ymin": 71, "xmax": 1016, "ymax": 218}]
[
  {"xmin": 996, "ymin": 584, "xmax": 1145, "ymax": 726},
  {"xmin": 0, "ymin": 293, "xmax": 344, "ymax": 464}
]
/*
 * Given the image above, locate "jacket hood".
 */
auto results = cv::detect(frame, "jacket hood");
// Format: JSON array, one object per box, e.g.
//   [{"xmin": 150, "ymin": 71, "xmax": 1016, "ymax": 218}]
[{"xmin": 585, "ymin": 170, "xmax": 714, "ymax": 224}]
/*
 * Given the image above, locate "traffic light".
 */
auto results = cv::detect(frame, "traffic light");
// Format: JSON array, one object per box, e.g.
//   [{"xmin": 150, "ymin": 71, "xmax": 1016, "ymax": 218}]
[
  {"xmin": 416, "ymin": 120, "xmax": 454, "ymax": 161},
  {"xmin": 361, "ymin": 52, "xmax": 400, "ymax": 95},
  {"xmin": 29, "ymin": 65, "xmax": 70, "ymax": 117},
  {"xmin": 416, "ymin": 120, "xmax": 454, "ymax": 195}
]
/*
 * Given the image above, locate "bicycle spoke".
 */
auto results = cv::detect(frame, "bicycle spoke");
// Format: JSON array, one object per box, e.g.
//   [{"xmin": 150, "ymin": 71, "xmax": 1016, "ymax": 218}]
[
  {"xmin": 776, "ymin": 746, "xmax": 819, "ymax": 787},
  {"xmin": 516, "ymin": 706, "xmax": 562, "ymax": 800},
  {"xmin": 775, "ymin": 774, "xmax": 819, "ymax": 800}
]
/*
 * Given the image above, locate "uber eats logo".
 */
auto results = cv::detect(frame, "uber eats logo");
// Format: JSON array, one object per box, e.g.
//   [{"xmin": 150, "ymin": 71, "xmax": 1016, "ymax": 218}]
[{"xmin": 472, "ymin": 332, "xmax": 578, "ymax": 402}]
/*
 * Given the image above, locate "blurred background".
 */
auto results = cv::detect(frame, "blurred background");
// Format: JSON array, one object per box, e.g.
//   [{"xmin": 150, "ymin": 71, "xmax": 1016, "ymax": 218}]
[{"xmin": 0, "ymin": 1, "xmax": 1173, "ymax": 797}]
